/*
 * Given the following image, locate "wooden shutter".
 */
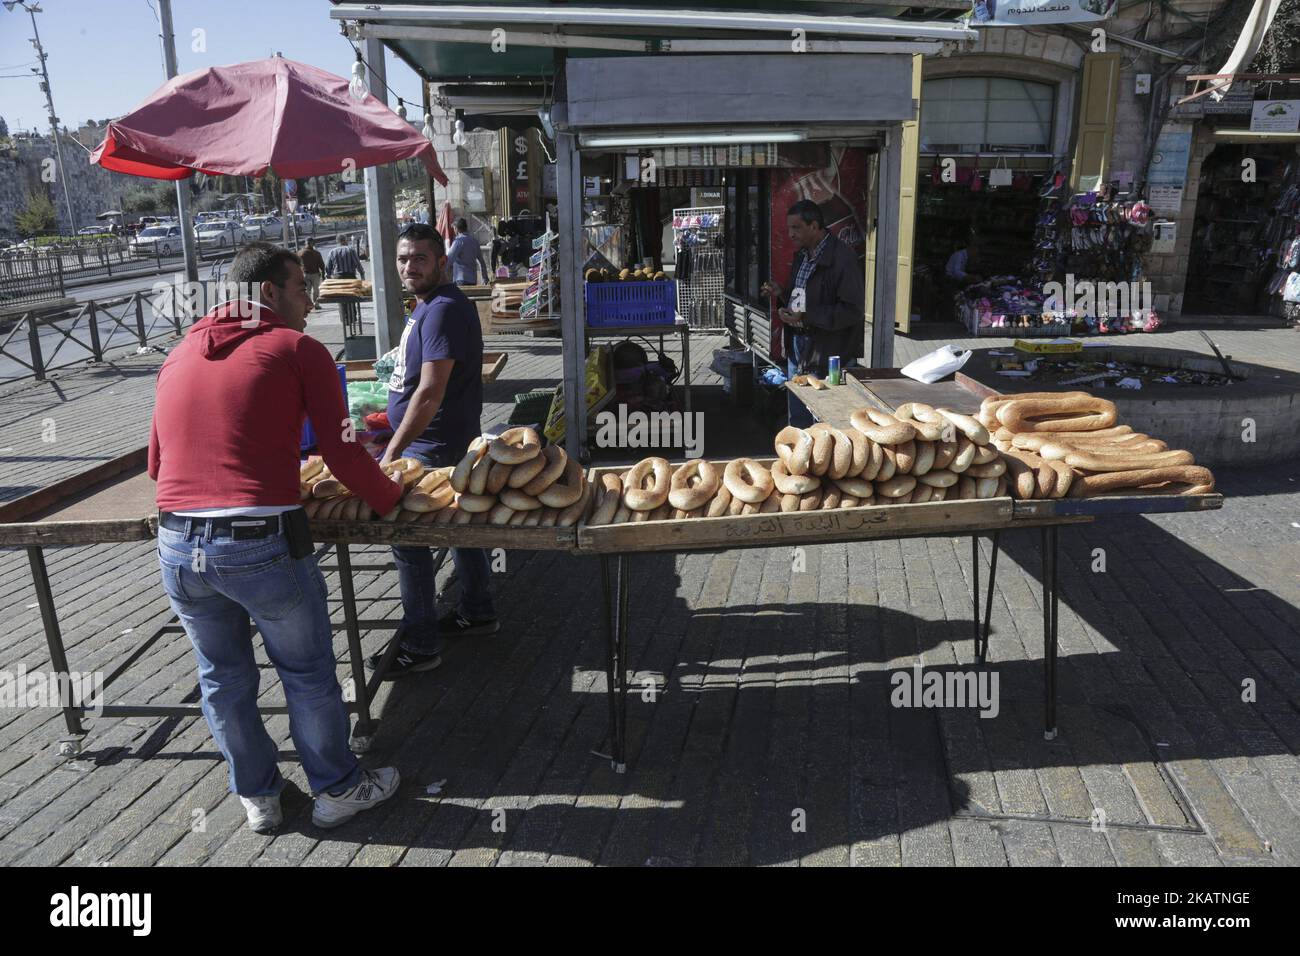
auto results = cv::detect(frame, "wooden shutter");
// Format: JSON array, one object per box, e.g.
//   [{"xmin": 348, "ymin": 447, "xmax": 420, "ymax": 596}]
[{"xmin": 1071, "ymin": 52, "xmax": 1121, "ymax": 192}]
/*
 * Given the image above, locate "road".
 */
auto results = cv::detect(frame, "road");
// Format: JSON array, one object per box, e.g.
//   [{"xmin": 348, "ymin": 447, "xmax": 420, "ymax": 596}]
[{"xmin": 1, "ymin": 234, "xmax": 366, "ymax": 382}]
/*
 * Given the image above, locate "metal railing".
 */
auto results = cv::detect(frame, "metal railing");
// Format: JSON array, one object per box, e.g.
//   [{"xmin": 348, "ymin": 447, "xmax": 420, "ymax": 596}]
[
  {"xmin": 0, "ymin": 288, "xmax": 195, "ymax": 383},
  {"xmin": 0, "ymin": 221, "xmax": 370, "ymax": 313}
]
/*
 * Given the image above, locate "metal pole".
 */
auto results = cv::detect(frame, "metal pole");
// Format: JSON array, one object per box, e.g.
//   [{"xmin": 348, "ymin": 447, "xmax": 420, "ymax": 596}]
[
  {"xmin": 361, "ymin": 34, "xmax": 404, "ymax": 354},
  {"xmin": 21, "ymin": 2, "xmax": 76, "ymax": 235},
  {"xmin": 555, "ymin": 122, "xmax": 587, "ymax": 461},
  {"xmin": 157, "ymin": 0, "xmax": 199, "ymax": 284},
  {"xmin": 870, "ymin": 127, "xmax": 901, "ymax": 368}
]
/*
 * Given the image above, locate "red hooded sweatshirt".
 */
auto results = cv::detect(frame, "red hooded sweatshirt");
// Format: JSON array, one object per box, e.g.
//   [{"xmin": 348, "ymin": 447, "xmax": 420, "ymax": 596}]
[{"xmin": 148, "ymin": 302, "xmax": 402, "ymax": 515}]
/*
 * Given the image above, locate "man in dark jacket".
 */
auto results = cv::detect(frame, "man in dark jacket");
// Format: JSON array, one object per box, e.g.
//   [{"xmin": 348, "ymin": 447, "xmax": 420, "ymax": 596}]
[{"xmin": 762, "ymin": 199, "xmax": 866, "ymax": 427}]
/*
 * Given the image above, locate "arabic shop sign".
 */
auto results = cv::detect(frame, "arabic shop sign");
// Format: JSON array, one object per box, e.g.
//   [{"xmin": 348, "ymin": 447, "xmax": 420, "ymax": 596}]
[{"xmin": 972, "ymin": 0, "xmax": 1117, "ymax": 26}]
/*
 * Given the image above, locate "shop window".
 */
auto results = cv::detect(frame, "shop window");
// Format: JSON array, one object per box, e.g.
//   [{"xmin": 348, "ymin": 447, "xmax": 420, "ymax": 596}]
[
  {"xmin": 922, "ymin": 77, "xmax": 1054, "ymax": 153},
  {"xmin": 724, "ymin": 171, "xmax": 770, "ymax": 305}
]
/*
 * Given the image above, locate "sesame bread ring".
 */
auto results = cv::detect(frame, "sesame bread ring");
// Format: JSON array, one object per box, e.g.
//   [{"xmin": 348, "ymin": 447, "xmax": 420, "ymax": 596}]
[
  {"xmin": 965, "ymin": 459, "xmax": 1007, "ymax": 479},
  {"xmin": 972, "ymin": 444, "xmax": 1000, "ymax": 466},
  {"xmin": 798, "ymin": 488, "xmax": 823, "ymax": 511},
  {"xmin": 522, "ymin": 509, "xmax": 543, "ymax": 527},
  {"xmin": 911, "ymin": 440, "xmax": 936, "ymax": 476},
  {"xmin": 467, "ymin": 453, "xmax": 493, "ymax": 495},
  {"xmin": 452, "ymin": 506, "xmax": 475, "ymax": 525},
  {"xmin": 403, "ymin": 483, "xmax": 455, "ymax": 513},
  {"xmin": 845, "ymin": 428, "xmax": 870, "ymax": 477},
  {"xmin": 850, "ymin": 407, "xmax": 916, "ymax": 445},
  {"xmin": 456, "ymin": 492, "xmax": 496, "ymax": 513},
  {"xmin": 506, "ymin": 450, "xmax": 546, "ymax": 489},
  {"xmin": 779, "ymin": 492, "xmax": 801, "ymax": 512},
  {"xmin": 932, "ymin": 439, "xmax": 958, "ymax": 471},
  {"xmin": 382, "ymin": 457, "xmax": 426, "ymax": 487},
  {"xmin": 589, "ymin": 474, "xmax": 623, "ymax": 525},
  {"xmin": 917, "ymin": 469, "xmax": 958, "ymax": 488},
  {"xmin": 488, "ymin": 426, "xmax": 542, "ymax": 464},
  {"xmin": 729, "ymin": 494, "xmax": 747, "ymax": 516},
  {"xmin": 877, "ymin": 475, "xmax": 916, "ymax": 499},
  {"xmin": 1069, "ymin": 465, "xmax": 1215, "ymax": 497},
  {"xmin": 774, "ymin": 426, "xmax": 814, "ymax": 476},
  {"xmin": 806, "ymin": 425, "xmax": 835, "ymax": 476},
  {"xmin": 433, "ymin": 503, "xmax": 459, "ymax": 525},
  {"xmin": 892, "ymin": 440, "xmax": 917, "ymax": 474},
  {"xmin": 539, "ymin": 457, "xmax": 586, "ymax": 508},
  {"xmin": 997, "ymin": 396, "xmax": 1118, "ymax": 433},
  {"xmin": 1010, "ymin": 426, "xmax": 1136, "ymax": 451},
  {"xmin": 669, "ymin": 459, "xmax": 722, "ymax": 510},
  {"xmin": 500, "ymin": 487, "xmax": 543, "ymax": 511},
  {"xmin": 488, "ymin": 502, "xmax": 516, "ymax": 525},
  {"xmin": 312, "ymin": 479, "xmax": 348, "ymax": 499},
  {"xmin": 486, "ymin": 461, "xmax": 514, "ymax": 495},
  {"xmin": 508, "ymin": 509, "xmax": 528, "ymax": 526},
  {"xmin": 934, "ymin": 407, "xmax": 990, "ymax": 446},
  {"xmin": 520, "ymin": 444, "xmax": 568, "ymax": 494},
  {"xmin": 707, "ymin": 484, "xmax": 734, "ymax": 517},
  {"xmin": 612, "ymin": 504, "xmax": 632, "ymax": 524},
  {"xmin": 451, "ymin": 438, "xmax": 489, "ymax": 492},
  {"xmin": 624, "ymin": 457, "xmax": 672, "ymax": 511},
  {"xmin": 949, "ymin": 437, "xmax": 977, "ymax": 474},
  {"xmin": 820, "ymin": 486, "xmax": 842, "ymax": 509},
  {"xmin": 415, "ymin": 467, "xmax": 454, "ymax": 494},
  {"xmin": 834, "ymin": 476, "xmax": 873, "ymax": 498},
  {"xmin": 911, "ymin": 483, "xmax": 934, "ymax": 504},
  {"xmin": 1063, "ymin": 448, "xmax": 1195, "ymax": 473},
  {"xmin": 810, "ymin": 423, "xmax": 853, "ymax": 479},
  {"xmin": 723, "ymin": 458, "xmax": 775, "ymax": 504},
  {"xmin": 538, "ymin": 507, "xmax": 560, "ymax": 527},
  {"xmin": 760, "ymin": 489, "xmax": 782, "ymax": 513},
  {"xmin": 875, "ymin": 447, "xmax": 897, "ymax": 482},
  {"xmin": 893, "ymin": 403, "xmax": 946, "ymax": 442},
  {"xmin": 975, "ymin": 477, "xmax": 1000, "ymax": 499},
  {"xmin": 861, "ymin": 438, "xmax": 884, "ymax": 480},
  {"xmin": 770, "ymin": 459, "xmax": 821, "ymax": 495},
  {"xmin": 1037, "ymin": 439, "xmax": 1169, "ymax": 461},
  {"xmin": 300, "ymin": 456, "xmax": 325, "ymax": 482},
  {"xmin": 958, "ymin": 475, "xmax": 977, "ymax": 500},
  {"xmin": 839, "ymin": 495, "xmax": 859, "ymax": 509},
  {"xmin": 556, "ymin": 481, "xmax": 594, "ymax": 527}
]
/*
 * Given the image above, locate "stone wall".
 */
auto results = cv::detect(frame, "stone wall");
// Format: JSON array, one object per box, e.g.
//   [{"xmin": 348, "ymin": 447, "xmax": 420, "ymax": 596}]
[{"xmin": 0, "ymin": 133, "xmax": 138, "ymax": 238}]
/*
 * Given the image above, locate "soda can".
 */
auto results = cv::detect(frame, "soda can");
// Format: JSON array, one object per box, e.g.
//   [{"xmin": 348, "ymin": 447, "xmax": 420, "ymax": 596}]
[{"xmin": 828, "ymin": 355, "xmax": 841, "ymax": 386}]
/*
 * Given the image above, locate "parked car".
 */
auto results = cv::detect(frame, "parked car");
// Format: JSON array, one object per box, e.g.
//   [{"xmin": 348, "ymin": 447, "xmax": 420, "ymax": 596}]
[
  {"xmin": 194, "ymin": 220, "xmax": 246, "ymax": 250},
  {"xmin": 130, "ymin": 225, "xmax": 183, "ymax": 257},
  {"xmin": 77, "ymin": 226, "xmax": 106, "ymax": 236},
  {"xmin": 243, "ymin": 215, "xmax": 283, "ymax": 240}
]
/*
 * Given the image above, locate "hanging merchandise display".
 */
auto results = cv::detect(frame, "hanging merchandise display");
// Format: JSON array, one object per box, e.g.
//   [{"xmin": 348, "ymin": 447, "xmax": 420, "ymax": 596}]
[{"xmin": 673, "ymin": 205, "xmax": 726, "ymax": 329}]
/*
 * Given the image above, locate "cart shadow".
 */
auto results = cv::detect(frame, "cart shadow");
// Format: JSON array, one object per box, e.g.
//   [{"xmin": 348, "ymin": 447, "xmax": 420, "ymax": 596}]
[{"xmin": 348, "ymin": 498, "xmax": 1295, "ymax": 863}]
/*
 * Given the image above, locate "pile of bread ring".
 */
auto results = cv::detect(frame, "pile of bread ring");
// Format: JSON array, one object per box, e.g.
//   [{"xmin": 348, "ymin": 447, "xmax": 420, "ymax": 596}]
[
  {"xmin": 298, "ymin": 426, "xmax": 592, "ymax": 526},
  {"xmin": 982, "ymin": 391, "xmax": 1215, "ymax": 498},
  {"xmin": 584, "ymin": 403, "xmax": 1006, "ymax": 524}
]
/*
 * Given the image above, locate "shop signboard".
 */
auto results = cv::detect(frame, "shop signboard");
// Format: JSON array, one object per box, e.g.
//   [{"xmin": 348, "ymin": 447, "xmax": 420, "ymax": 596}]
[
  {"xmin": 1250, "ymin": 100, "xmax": 1300, "ymax": 133},
  {"xmin": 1147, "ymin": 124, "xmax": 1192, "ymax": 216},
  {"xmin": 1203, "ymin": 83, "xmax": 1256, "ymax": 115},
  {"xmin": 971, "ymin": 0, "xmax": 1117, "ymax": 27}
]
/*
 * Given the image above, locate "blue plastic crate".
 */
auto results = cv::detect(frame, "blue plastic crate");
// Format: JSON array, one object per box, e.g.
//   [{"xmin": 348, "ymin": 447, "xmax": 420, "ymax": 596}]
[
  {"xmin": 585, "ymin": 280, "xmax": 677, "ymax": 328},
  {"xmin": 301, "ymin": 363, "xmax": 349, "ymax": 451}
]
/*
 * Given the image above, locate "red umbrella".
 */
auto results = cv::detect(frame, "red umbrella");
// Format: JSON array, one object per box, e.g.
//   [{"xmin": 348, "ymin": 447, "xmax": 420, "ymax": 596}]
[{"xmin": 90, "ymin": 56, "xmax": 446, "ymax": 184}]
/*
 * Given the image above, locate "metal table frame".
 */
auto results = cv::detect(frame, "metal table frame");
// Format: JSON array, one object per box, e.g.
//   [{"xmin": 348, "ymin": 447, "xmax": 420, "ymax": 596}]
[
  {"xmin": 584, "ymin": 317, "xmax": 692, "ymax": 415},
  {"xmin": 22, "ymin": 539, "xmax": 424, "ymax": 757},
  {"xmin": 593, "ymin": 523, "xmax": 1049, "ymax": 773}
]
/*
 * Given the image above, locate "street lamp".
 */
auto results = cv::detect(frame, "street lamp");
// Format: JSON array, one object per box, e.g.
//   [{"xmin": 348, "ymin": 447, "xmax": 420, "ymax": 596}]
[{"xmin": 6, "ymin": 0, "xmax": 77, "ymax": 234}]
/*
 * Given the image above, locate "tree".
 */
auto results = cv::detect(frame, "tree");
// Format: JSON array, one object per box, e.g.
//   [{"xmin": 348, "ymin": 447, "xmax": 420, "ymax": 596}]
[
  {"xmin": 0, "ymin": 116, "xmax": 9, "ymax": 138},
  {"xmin": 16, "ymin": 190, "xmax": 58, "ymax": 237}
]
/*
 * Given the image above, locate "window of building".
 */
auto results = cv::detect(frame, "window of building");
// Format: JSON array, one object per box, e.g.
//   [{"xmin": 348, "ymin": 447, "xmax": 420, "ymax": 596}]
[{"xmin": 921, "ymin": 77, "xmax": 1054, "ymax": 153}]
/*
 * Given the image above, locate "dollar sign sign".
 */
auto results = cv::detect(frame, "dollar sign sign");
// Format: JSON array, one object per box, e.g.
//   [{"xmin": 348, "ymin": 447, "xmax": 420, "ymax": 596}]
[{"xmin": 514, "ymin": 136, "xmax": 528, "ymax": 155}]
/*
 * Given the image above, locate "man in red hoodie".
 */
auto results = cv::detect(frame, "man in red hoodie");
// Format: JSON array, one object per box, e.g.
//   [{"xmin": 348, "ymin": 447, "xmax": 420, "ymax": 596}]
[{"xmin": 149, "ymin": 241, "xmax": 402, "ymax": 834}]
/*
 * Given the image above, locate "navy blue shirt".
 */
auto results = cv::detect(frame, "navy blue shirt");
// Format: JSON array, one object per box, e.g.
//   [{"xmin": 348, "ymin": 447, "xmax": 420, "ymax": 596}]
[{"xmin": 386, "ymin": 283, "xmax": 483, "ymax": 458}]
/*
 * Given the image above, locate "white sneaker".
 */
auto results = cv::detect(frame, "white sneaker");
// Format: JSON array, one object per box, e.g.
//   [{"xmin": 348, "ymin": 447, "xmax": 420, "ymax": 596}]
[
  {"xmin": 312, "ymin": 767, "xmax": 400, "ymax": 829},
  {"xmin": 240, "ymin": 793, "xmax": 283, "ymax": 834}
]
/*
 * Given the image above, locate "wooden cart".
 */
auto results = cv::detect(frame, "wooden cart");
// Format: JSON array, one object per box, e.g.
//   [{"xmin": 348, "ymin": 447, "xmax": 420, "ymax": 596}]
[{"xmin": 0, "ymin": 449, "xmax": 575, "ymax": 756}]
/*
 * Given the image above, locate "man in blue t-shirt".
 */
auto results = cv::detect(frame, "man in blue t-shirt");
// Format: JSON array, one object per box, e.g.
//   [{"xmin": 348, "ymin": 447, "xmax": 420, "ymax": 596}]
[{"xmin": 369, "ymin": 223, "xmax": 496, "ymax": 678}]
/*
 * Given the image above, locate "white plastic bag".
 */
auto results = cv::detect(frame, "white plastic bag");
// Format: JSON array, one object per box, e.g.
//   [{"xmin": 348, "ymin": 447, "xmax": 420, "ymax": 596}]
[{"xmin": 900, "ymin": 344, "xmax": 973, "ymax": 384}]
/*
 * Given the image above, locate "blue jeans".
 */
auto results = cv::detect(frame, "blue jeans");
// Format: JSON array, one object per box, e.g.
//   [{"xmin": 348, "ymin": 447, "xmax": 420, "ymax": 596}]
[
  {"xmin": 157, "ymin": 521, "xmax": 360, "ymax": 797},
  {"xmin": 786, "ymin": 334, "xmax": 816, "ymax": 428},
  {"xmin": 391, "ymin": 448, "xmax": 495, "ymax": 654}
]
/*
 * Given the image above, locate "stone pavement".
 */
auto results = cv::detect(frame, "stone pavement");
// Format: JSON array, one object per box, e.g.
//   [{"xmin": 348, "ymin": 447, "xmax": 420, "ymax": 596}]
[{"xmin": 0, "ymin": 313, "xmax": 1297, "ymax": 866}]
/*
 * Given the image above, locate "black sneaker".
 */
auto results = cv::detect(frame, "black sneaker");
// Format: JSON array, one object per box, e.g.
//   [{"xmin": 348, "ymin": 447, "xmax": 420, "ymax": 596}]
[
  {"xmin": 365, "ymin": 644, "xmax": 442, "ymax": 679},
  {"xmin": 437, "ymin": 609, "xmax": 500, "ymax": 639}
]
